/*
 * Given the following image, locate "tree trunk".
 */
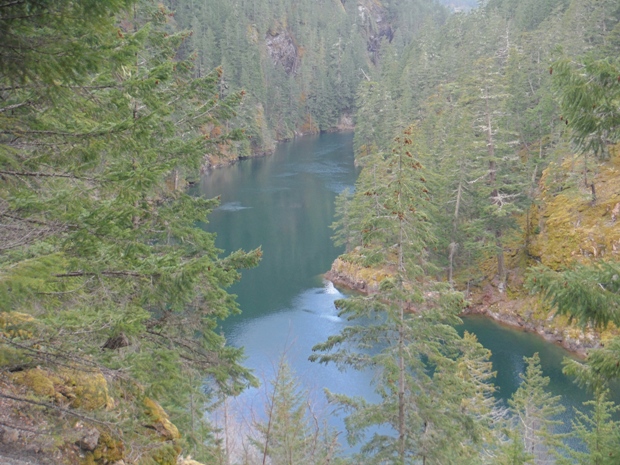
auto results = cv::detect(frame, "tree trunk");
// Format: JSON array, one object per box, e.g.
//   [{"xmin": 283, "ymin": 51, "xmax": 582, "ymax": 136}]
[
  {"xmin": 398, "ymin": 305, "xmax": 406, "ymax": 465},
  {"xmin": 485, "ymin": 85, "xmax": 505, "ymax": 282}
]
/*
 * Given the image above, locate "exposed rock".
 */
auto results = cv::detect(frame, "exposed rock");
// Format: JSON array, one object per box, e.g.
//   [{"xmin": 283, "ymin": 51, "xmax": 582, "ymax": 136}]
[
  {"xmin": 357, "ymin": 1, "xmax": 393, "ymax": 63},
  {"xmin": 0, "ymin": 427, "xmax": 19, "ymax": 444},
  {"xmin": 101, "ymin": 332, "xmax": 130, "ymax": 350},
  {"xmin": 178, "ymin": 456, "xmax": 206, "ymax": 465},
  {"xmin": 76, "ymin": 429, "xmax": 100, "ymax": 452},
  {"xmin": 463, "ymin": 287, "xmax": 600, "ymax": 356},
  {"xmin": 334, "ymin": 113, "xmax": 355, "ymax": 132},
  {"xmin": 326, "ymin": 257, "xmax": 604, "ymax": 355},
  {"xmin": 265, "ymin": 29, "xmax": 299, "ymax": 75},
  {"xmin": 86, "ymin": 431, "xmax": 124, "ymax": 464},
  {"xmin": 143, "ymin": 397, "xmax": 181, "ymax": 440},
  {"xmin": 326, "ymin": 256, "xmax": 391, "ymax": 294}
]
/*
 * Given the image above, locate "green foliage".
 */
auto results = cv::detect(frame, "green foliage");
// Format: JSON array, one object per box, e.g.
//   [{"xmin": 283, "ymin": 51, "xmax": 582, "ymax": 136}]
[
  {"xmin": 556, "ymin": 391, "xmax": 620, "ymax": 465},
  {"xmin": 166, "ymin": 0, "xmax": 449, "ymax": 154},
  {"xmin": 313, "ymin": 127, "xmax": 497, "ymax": 465},
  {"xmin": 504, "ymin": 353, "xmax": 565, "ymax": 464},
  {"xmin": 252, "ymin": 358, "xmax": 342, "ymax": 465},
  {"xmin": 553, "ymin": 56, "xmax": 620, "ymax": 160},
  {"xmin": 526, "ymin": 262, "xmax": 620, "ymax": 329},
  {"xmin": 0, "ymin": 0, "xmax": 260, "ymax": 460}
]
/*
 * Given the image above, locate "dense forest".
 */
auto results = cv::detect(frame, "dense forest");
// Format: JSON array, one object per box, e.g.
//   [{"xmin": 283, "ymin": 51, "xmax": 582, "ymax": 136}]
[{"xmin": 1, "ymin": 0, "xmax": 619, "ymax": 464}]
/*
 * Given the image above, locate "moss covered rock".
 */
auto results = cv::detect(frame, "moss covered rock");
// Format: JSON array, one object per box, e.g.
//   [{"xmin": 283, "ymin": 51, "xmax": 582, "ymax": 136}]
[
  {"xmin": 143, "ymin": 397, "xmax": 180, "ymax": 440},
  {"xmin": 0, "ymin": 311, "xmax": 35, "ymax": 339},
  {"xmin": 57, "ymin": 369, "xmax": 111, "ymax": 411},
  {"xmin": 326, "ymin": 255, "xmax": 392, "ymax": 294},
  {"xmin": 82, "ymin": 431, "xmax": 124, "ymax": 465},
  {"xmin": 138, "ymin": 443, "xmax": 182, "ymax": 465},
  {"xmin": 11, "ymin": 366, "xmax": 112, "ymax": 410},
  {"xmin": 531, "ymin": 146, "xmax": 620, "ymax": 268},
  {"xmin": 12, "ymin": 367, "xmax": 58, "ymax": 397}
]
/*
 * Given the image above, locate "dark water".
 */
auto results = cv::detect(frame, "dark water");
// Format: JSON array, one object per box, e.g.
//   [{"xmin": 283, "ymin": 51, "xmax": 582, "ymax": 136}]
[{"xmin": 198, "ymin": 132, "xmax": 608, "ymax": 436}]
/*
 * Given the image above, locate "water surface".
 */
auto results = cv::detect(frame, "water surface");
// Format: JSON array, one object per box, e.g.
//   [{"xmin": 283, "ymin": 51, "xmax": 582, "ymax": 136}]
[{"xmin": 198, "ymin": 132, "xmax": 610, "ymax": 438}]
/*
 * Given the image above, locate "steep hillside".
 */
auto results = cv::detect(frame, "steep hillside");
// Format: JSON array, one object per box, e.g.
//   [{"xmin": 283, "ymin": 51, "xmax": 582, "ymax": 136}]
[
  {"xmin": 327, "ymin": 147, "xmax": 620, "ymax": 353},
  {"xmin": 166, "ymin": 0, "xmax": 448, "ymax": 160},
  {"xmin": 326, "ymin": 0, "xmax": 620, "ymax": 353},
  {"xmin": 465, "ymin": 147, "xmax": 620, "ymax": 353}
]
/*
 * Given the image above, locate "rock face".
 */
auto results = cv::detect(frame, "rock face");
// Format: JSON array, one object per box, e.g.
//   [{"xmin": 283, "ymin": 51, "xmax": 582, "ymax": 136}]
[
  {"xmin": 265, "ymin": 29, "xmax": 299, "ymax": 75},
  {"xmin": 76, "ymin": 429, "xmax": 100, "ymax": 452},
  {"xmin": 463, "ymin": 286, "xmax": 600, "ymax": 356},
  {"xmin": 357, "ymin": 1, "xmax": 394, "ymax": 63},
  {"xmin": 325, "ymin": 257, "xmax": 391, "ymax": 294}
]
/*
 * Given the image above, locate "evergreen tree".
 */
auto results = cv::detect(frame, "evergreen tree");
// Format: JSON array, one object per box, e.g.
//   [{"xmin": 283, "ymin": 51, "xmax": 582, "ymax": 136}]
[
  {"xmin": 526, "ymin": 262, "xmax": 620, "ymax": 388},
  {"xmin": 552, "ymin": 54, "xmax": 620, "ymax": 188},
  {"xmin": 312, "ymin": 127, "xmax": 496, "ymax": 464},
  {"xmin": 504, "ymin": 354, "xmax": 564, "ymax": 465},
  {"xmin": 1, "ymin": 0, "xmax": 261, "ymax": 459},
  {"xmin": 557, "ymin": 391, "xmax": 620, "ymax": 465},
  {"xmin": 252, "ymin": 357, "xmax": 343, "ymax": 465}
]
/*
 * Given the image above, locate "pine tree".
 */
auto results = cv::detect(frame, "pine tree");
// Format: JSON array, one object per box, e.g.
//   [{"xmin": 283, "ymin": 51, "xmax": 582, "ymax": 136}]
[
  {"xmin": 1, "ymin": 0, "xmax": 260, "ymax": 459},
  {"xmin": 252, "ymin": 357, "xmax": 343, "ymax": 465},
  {"xmin": 312, "ymin": 127, "xmax": 496, "ymax": 465},
  {"xmin": 552, "ymin": 55, "xmax": 620, "ymax": 176},
  {"xmin": 526, "ymin": 261, "xmax": 620, "ymax": 388},
  {"xmin": 557, "ymin": 390, "xmax": 620, "ymax": 465},
  {"xmin": 505, "ymin": 353, "xmax": 564, "ymax": 464}
]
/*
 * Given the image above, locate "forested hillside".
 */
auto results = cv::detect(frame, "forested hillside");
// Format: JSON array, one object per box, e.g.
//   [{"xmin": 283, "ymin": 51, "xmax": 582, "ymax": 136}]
[
  {"xmin": 336, "ymin": 0, "xmax": 620, "ymax": 323},
  {"xmin": 322, "ymin": 0, "xmax": 620, "ymax": 461},
  {"xmin": 2, "ymin": 0, "xmax": 620, "ymax": 464},
  {"xmin": 165, "ymin": 0, "xmax": 450, "ymax": 159},
  {"xmin": 0, "ymin": 0, "xmax": 261, "ymax": 462}
]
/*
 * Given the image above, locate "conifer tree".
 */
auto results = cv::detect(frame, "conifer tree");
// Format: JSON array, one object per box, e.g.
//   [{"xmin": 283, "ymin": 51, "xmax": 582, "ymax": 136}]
[
  {"xmin": 252, "ymin": 357, "xmax": 343, "ymax": 465},
  {"xmin": 526, "ymin": 262, "xmax": 620, "ymax": 388},
  {"xmin": 0, "ymin": 0, "xmax": 261, "ymax": 458},
  {"xmin": 312, "ymin": 126, "xmax": 496, "ymax": 465},
  {"xmin": 557, "ymin": 390, "xmax": 620, "ymax": 465},
  {"xmin": 505, "ymin": 354, "xmax": 564, "ymax": 465},
  {"xmin": 552, "ymin": 55, "xmax": 620, "ymax": 185}
]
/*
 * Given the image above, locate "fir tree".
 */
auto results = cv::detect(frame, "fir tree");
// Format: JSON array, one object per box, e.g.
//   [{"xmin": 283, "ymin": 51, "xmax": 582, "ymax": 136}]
[
  {"xmin": 505, "ymin": 354, "xmax": 564, "ymax": 465},
  {"xmin": 312, "ymin": 127, "xmax": 496, "ymax": 465},
  {"xmin": 557, "ymin": 391, "xmax": 620, "ymax": 465},
  {"xmin": 1, "ymin": 0, "xmax": 260, "ymax": 459}
]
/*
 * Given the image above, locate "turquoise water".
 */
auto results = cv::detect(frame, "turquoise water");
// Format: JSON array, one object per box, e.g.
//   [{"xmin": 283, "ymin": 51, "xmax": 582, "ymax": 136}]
[{"xmin": 198, "ymin": 132, "xmax": 611, "ymax": 438}]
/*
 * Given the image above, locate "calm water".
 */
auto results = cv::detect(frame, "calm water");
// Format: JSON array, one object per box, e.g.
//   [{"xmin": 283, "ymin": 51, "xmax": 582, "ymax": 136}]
[{"xmin": 198, "ymin": 132, "xmax": 607, "ymax": 438}]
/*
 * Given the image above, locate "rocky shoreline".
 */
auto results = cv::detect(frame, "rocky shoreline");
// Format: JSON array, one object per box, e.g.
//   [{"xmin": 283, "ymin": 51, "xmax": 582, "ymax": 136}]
[{"xmin": 325, "ymin": 260, "xmax": 600, "ymax": 357}]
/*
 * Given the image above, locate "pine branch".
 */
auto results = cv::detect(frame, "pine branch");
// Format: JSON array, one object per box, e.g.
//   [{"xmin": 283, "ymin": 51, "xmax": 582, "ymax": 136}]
[
  {"xmin": 55, "ymin": 271, "xmax": 151, "ymax": 279},
  {"xmin": 0, "ymin": 170, "xmax": 94, "ymax": 181},
  {"xmin": 0, "ymin": 101, "xmax": 30, "ymax": 112},
  {"xmin": 0, "ymin": 0, "xmax": 25, "ymax": 10},
  {"xmin": 0, "ymin": 420, "xmax": 48, "ymax": 435}
]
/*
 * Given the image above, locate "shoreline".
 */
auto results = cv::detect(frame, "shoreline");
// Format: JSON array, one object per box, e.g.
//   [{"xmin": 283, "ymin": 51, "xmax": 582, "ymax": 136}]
[
  {"xmin": 325, "ymin": 266, "xmax": 598, "ymax": 357},
  {"xmin": 203, "ymin": 127, "xmax": 355, "ymax": 172}
]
